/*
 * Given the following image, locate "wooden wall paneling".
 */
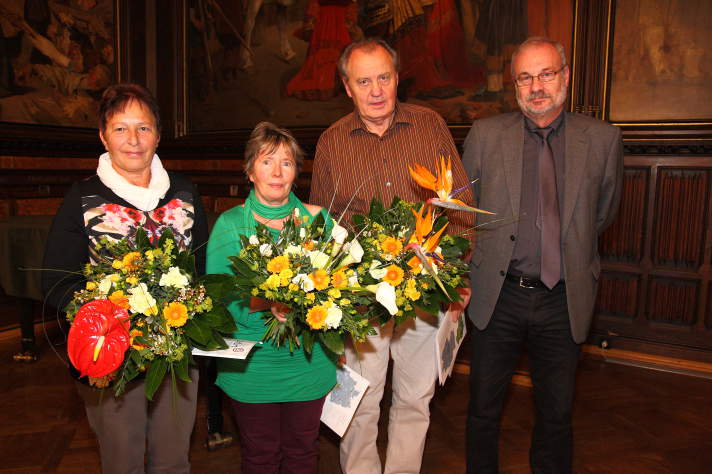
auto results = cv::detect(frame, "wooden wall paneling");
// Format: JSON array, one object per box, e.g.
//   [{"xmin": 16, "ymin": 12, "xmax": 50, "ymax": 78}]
[{"xmin": 599, "ymin": 168, "xmax": 648, "ymax": 263}]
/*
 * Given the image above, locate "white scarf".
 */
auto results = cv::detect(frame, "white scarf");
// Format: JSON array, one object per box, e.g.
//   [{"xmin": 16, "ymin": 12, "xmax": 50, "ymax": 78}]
[{"xmin": 96, "ymin": 152, "xmax": 171, "ymax": 211}]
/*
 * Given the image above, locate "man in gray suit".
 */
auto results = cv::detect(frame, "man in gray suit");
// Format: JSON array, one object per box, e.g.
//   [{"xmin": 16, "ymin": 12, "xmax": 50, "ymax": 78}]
[{"xmin": 461, "ymin": 37, "xmax": 623, "ymax": 473}]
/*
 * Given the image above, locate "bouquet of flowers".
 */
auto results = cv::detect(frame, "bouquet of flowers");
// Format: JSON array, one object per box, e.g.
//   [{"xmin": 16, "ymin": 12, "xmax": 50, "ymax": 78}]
[
  {"xmin": 226, "ymin": 210, "xmax": 372, "ymax": 355},
  {"xmin": 351, "ymin": 197, "xmax": 471, "ymax": 324},
  {"xmin": 64, "ymin": 228, "xmax": 235, "ymax": 399}
]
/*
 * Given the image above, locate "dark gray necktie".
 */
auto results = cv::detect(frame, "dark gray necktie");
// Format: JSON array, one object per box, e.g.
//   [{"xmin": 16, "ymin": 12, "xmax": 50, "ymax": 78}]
[{"xmin": 536, "ymin": 127, "xmax": 561, "ymax": 289}]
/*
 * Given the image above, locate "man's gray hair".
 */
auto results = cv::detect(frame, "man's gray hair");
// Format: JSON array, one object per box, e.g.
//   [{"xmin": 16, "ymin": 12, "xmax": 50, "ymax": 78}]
[
  {"xmin": 510, "ymin": 37, "xmax": 567, "ymax": 76},
  {"xmin": 337, "ymin": 38, "xmax": 399, "ymax": 79}
]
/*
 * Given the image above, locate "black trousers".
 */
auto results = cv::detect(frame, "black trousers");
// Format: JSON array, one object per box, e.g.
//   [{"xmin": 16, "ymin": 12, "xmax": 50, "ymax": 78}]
[{"xmin": 466, "ymin": 277, "xmax": 581, "ymax": 474}]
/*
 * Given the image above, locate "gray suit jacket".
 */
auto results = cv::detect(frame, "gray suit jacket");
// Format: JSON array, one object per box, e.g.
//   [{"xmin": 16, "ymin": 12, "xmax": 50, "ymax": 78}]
[{"xmin": 462, "ymin": 112, "xmax": 623, "ymax": 343}]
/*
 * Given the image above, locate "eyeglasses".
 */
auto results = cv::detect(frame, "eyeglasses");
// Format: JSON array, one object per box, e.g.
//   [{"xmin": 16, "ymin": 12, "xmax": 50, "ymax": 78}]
[{"xmin": 514, "ymin": 66, "xmax": 566, "ymax": 87}]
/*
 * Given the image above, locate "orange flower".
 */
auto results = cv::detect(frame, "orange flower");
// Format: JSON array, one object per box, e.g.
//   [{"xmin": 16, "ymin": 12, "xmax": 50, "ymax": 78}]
[
  {"xmin": 331, "ymin": 270, "xmax": 348, "ymax": 288},
  {"xmin": 129, "ymin": 329, "xmax": 147, "ymax": 350},
  {"xmin": 381, "ymin": 236, "xmax": 403, "ymax": 256},
  {"xmin": 266, "ymin": 255, "xmax": 290, "ymax": 274},
  {"xmin": 303, "ymin": 240, "xmax": 316, "ymax": 251},
  {"xmin": 163, "ymin": 302, "xmax": 189, "ymax": 327},
  {"xmin": 309, "ymin": 269, "xmax": 330, "ymax": 290},
  {"xmin": 109, "ymin": 290, "xmax": 130, "ymax": 310},
  {"xmin": 121, "ymin": 252, "xmax": 142, "ymax": 271},
  {"xmin": 383, "ymin": 265, "xmax": 404, "ymax": 287},
  {"xmin": 306, "ymin": 305, "xmax": 327, "ymax": 330}
]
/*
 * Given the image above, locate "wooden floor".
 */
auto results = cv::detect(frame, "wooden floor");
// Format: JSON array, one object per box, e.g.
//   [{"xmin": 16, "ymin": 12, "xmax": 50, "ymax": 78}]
[{"xmin": 2, "ymin": 322, "xmax": 712, "ymax": 474}]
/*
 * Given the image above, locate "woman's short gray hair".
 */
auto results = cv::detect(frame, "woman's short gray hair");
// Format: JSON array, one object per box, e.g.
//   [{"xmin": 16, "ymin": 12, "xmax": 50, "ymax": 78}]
[{"xmin": 244, "ymin": 122, "xmax": 304, "ymax": 177}]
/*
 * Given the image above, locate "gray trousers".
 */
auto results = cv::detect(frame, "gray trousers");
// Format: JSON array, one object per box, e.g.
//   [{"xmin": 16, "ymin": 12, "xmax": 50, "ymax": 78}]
[{"xmin": 76, "ymin": 365, "xmax": 199, "ymax": 474}]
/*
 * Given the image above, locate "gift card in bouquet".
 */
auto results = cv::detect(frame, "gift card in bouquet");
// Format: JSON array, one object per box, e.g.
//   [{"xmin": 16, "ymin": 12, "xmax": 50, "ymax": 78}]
[{"xmin": 191, "ymin": 338, "xmax": 261, "ymax": 359}]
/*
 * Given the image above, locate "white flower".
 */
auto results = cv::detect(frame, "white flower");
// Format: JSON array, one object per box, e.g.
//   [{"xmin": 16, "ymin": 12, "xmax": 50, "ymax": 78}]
[
  {"xmin": 299, "ymin": 228, "xmax": 306, "ymax": 239},
  {"xmin": 331, "ymin": 223, "xmax": 348, "ymax": 244},
  {"xmin": 308, "ymin": 250, "xmax": 330, "ymax": 269},
  {"xmin": 128, "ymin": 283, "xmax": 157, "ymax": 315},
  {"xmin": 340, "ymin": 240, "xmax": 364, "ymax": 266},
  {"xmin": 369, "ymin": 260, "xmax": 387, "ymax": 279},
  {"xmin": 159, "ymin": 266, "xmax": 190, "ymax": 288},
  {"xmin": 98, "ymin": 275, "xmax": 114, "ymax": 295},
  {"xmin": 325, "ymin": 305, "xmax": 343, "ymax": 329},
  {"xmin": 248, "ymin": 235, "xmax": 259, "ymax": 246},
  {"xmin": 259, "ymin": 243, "xmax": 273, "ymax": 257},
  {"xmin": 369, "ymin": 282, "xmax": 398, "ymax": 315},
  {"xmin": 347, "ymin": 273, "xmax": 359, "ymax": 287},
  {"xmin": 294, "ymin": 208, "xmax": 300, "ymax": 218},
  {"xmin": 285, "ymin": 244, "xmax": 303, "ymax": 256},
  {"xmin": 292, "ymin": 273, "xmax": 314, "ymax": 292}
]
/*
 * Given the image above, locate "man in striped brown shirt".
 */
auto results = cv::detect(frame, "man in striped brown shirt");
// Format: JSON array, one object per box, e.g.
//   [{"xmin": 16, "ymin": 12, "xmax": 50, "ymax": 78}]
[{"xmin": 310, "ymin": 38, "xmax": 475, "ymax": 474}]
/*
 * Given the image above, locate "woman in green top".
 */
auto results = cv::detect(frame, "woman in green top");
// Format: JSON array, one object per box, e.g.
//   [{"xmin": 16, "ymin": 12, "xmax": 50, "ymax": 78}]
[{"xmin": 207, "ymin": 122, "xmax": 337, "ymax": 474}]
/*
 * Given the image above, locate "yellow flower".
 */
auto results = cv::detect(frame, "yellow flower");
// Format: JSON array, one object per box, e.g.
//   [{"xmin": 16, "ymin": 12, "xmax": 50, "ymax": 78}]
[
  {"xmin": 328, "ymin": 288, "xmax": 341, "ymax": 299},
  {"xmin": 289, "ymin": 283, "xmax": 299, "ymax": 292},
  {"xmin": 109, "ymin": 290, "xmax": 130, "ymax": 309},
  {"xmin": 264, "ymin": 274, "xmax": 281, "ymax": 290},
  {"xmin": 309, "ymin": 269, "xmax": 330, "ymax": 291},
  {"xmin": 130, "ymin": 329, "xmax": 147, "ymax": 350},
  {"xmin": 383, "ymin": 264, "xmax": 405, "ymax": 287},
  {"xmin": 121, "ymin": 252, "xmax": 142, "ymax": 271},
  {"xmin": 251, "ymin": 288, "xmax": 260, "ymax": 296},
  {"xmin": 381, "ymin": 236, "xmax": 403, "ymax": 256},
  {"xmin": 267, "ymin": 255, "xmax": 290, "ymax": 274},
  {"xmin": 125, "ymin": 275, "xmax": 139, "ymax": 286},
  {"xmin": 110, "ymin": 274, "xmax": 121, "ymax": 282},
  {"xmin": 279, "ymin": 268, "xmax": 294, "ymax": 287},
  {"xmin": 86, "ymin": 281, "xmax": 97, "ymax": 290},
  {"xmin": 404, "ymin": 279, "xmax": 421, "ymax": 301},
  {"xmin": 303, "ymin": 240, "xmax": 316, "ymax": 251},
  {"xmin": 112, "ymin": 259, "xmax": 123, "ymax": 269},
  {"xmin": 146, "ymin": 305, "xmax": 159, "ymax": 316},
  {"xmin": 340, "ymin": 298, "xmax": 351, "ymax": 306},
  {"xmin": 306, "ymin": 293, "xmax": 316, "ymax": 302},
  {"xmin": 306, "ymin": 305, "xmax": 327, "ymax": 330},
  {"xmin": 164, "ymin": 302, "xmax": 189, "ymax": 327},
  {"xmin": 331, "ymin": 270, "xmax": 348, "ymax": 288}
]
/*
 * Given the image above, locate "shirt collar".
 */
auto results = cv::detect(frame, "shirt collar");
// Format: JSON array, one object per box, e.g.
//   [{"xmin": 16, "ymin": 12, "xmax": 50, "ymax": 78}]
[
  {"xmin": 524, "ymin": 109, "xmax": 565, "ymax": 134},
  {"xmin": 347, "ymin": 102, "xmax": 413, "ymax": 135}
]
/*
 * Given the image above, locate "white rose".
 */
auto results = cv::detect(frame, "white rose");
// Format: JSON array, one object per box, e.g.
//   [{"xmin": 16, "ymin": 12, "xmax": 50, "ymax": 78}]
[
  {"xmin": 98, "ymin": 275, "xmax": 114, "ymax": 295},
  {"xmin": 308, "ymin": 250, "xmax": 330, "ymax": 269},
  {"xmin": 325, "ymin": 305, "xmax": 343, "ymax": 329},
  {"xmin": 128, "ymin": 283, "xmax": 157, "ymax": 315},
  {"xmin": 285, "ymin": 244, "xmax": 303, "ymax": 256},
  {"xmin": 159, "ymin": 266, "xmax": 190, "ymax": 288},
  {"xmin": 292, "ymin": 273, "xmax": 315, "ymax": 292},
  {"xmin": 259, "ymin": 243, "xmax": 273, "ymax": 257},
  {"xmin": 248, "ymin": 235, "xmax": 259, "ymax": 246},
  {"xmin": 369, "ymin": 260, "xmax": 387, "ymax": 279}
]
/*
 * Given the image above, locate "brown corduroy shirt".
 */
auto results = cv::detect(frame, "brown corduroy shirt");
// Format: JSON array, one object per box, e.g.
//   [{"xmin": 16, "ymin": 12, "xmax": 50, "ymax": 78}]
[{"xmin": 309, "ymin": 102, "xmax": 474, "ymax": 238}]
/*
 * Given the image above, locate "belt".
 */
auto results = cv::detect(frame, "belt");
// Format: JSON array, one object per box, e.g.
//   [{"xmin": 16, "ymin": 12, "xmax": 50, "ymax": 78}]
[{"xmin": 505, "ymin": 273, "xmax": 550, "ymax": 289}]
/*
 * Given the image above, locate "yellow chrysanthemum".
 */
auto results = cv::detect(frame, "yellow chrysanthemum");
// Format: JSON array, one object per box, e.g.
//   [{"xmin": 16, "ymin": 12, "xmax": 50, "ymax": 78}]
[
  {"xmin": 267, "ymin": 255, "xmax": 290, "ymax": 274},
  {"xmin": 404, "ymin": 279, "xmax": 421, "ymax": 301},
  {"xmin": 164, "ymin": 302, "xmax": 189, "ymax": 327},
  {"xmin": 383, "ymin": 265, "xmax": 405, "ymax": 287},
  {"xmin": 110, "ymin": 274, "xmax": 121, "ymax": 282},
  {"xmin": 251, "ymin": 288, "xmax": 260, "ymax": 296},
  {"xmin": 306, "ymin": 305, "xmax": 327, "ymax": 330},
  {"xmin": 328, "ymin": 288, "xmax": 341, "ymax": 299},
  {"xmin": 109, "ymin": 290, "xmax": 130, "ymax": 309},
  {"xmin": 309, "ymin": 269, "xmax": 330, "ymax": 291},
  {"xmin": 381, "ymin": 236, "xmax": 403, "ymax": 256},
  {"xmin": 121, "ymin": 252, "xmax": 142, "ymax": 271},
  {"xmin": 279, "ymin": 269, "xmax": 294, "ymax": 287},
  {"xmin": 264, "ymin": 274, "xmax": 281, "ymax": 290},
  {"xmin": 340, "ymin": 298, "xmax": 351, "ymax": 306},
  {"xmin": 112, "ymin": 259, "xmax": 123, "ymax": 269},
  {"xmin": 288, "ymin": 283, "xmax": 299, "ymax": 292},
  {"xmin": 86, "ymin": 281, "xmax": 97, "ymax": 290},
  {"xmin": 125, "ymin": 275, "xmax": 139, "ymax": 286},
  {"xmin": 331, "ymin": 271, "xmax": 348, "ymax": 288},
  {"xmin": 306, "ymin": 293, "xmax": 316, "ymax": 302}
]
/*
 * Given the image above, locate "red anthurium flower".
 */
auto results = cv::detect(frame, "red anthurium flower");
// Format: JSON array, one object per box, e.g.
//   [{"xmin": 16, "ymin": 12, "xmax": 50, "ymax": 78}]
[{"xmin": 67, "ymin": 299, "xmax": 131, "ymax": 378}]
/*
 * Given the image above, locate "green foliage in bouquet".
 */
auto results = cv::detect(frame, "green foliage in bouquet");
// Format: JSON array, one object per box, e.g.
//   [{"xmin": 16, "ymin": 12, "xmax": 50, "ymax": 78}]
[
  {"xmin": 351, "ymin": 197, "xmax": 470, "ymax": 324},
  {"xmin": 65, "ymin": 228, "xmax": 236, "ymax": 399},
  {"xmin": 226, "ymin": 210, "xmax": 373, "ymax": 355}
]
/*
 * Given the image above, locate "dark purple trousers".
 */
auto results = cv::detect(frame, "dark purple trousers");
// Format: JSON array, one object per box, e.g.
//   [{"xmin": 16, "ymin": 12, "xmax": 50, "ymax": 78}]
[{"xmin": 230, "ymin": 396, "xmax": 326, "ymax": 474}]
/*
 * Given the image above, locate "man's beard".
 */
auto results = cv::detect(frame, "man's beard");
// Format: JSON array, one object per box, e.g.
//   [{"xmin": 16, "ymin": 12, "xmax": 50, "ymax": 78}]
[{"xmin": 517, "ymin": 84, "xmax": 567, "ymax": 118}]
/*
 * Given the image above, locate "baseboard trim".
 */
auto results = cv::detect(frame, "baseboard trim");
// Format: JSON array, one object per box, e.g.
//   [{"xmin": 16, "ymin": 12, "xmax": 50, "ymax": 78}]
[{"xmin": 582, "ymin": 345, "xmax": 712, "ymax": 379}]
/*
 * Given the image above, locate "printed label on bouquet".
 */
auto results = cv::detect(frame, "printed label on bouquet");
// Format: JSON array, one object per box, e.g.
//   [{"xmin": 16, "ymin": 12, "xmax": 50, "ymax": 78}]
[
  {"xmin": 320, "ymin": 364, "xmax": 370, "ymax": 437},
  {"xmin": 435, "ymin": 309, "xmax": 467, "ymax": 385},
  {"xmin": 191, "ymin": 338, "xmax": 261, "ymax": 359}
]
